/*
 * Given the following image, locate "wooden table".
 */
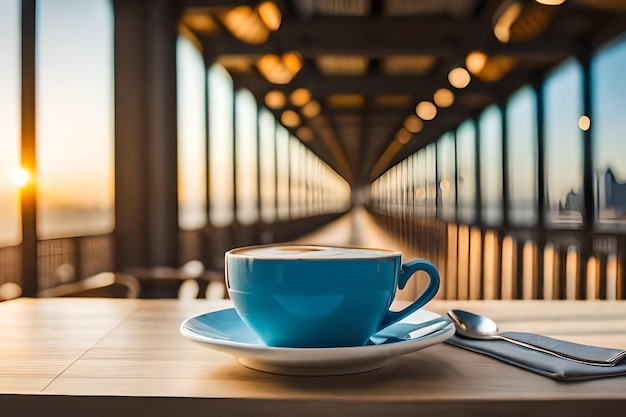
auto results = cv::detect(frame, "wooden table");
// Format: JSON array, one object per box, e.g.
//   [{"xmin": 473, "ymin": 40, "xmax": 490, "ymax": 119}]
[{"xmin": 1, "ymin": 298, "xmax": 626, "ymax": 416}]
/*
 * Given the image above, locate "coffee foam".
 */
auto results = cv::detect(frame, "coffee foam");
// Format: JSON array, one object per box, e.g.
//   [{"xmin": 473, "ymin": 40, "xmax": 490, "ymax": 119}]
[{"xmin": 230, "ymin": 245, "xmax": 400, "ymax": 259}]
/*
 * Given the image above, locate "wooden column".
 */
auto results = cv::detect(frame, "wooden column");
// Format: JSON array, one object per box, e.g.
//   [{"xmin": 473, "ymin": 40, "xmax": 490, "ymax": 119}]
[
  {"xmin": 533, "ymin": 76, "xmax": 547, "ymax": 298},
  {"xmin": 453, "ymin": 130, "xmax": 459, "ymax": 224},
  {"xmin": 20, "ymin": 0, "xmax": 38, "ymax": 296},
  {"xmin": 579, "ymin": 52, "xmax": 594, "ymax": 300},
  {"xmin": 533, "ymin": 78, "xmax": 546, "ymax": 227},
  {"xmin": 203, "ymin": 53, "xmax": 212, "ymax": 228},
  {"xmin": 113, "ymin": 0, "xmax": 180, "ymax": 270}
]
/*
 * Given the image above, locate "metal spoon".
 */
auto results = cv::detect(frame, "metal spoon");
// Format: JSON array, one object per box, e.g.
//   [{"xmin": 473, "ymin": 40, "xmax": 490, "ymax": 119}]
[{"xmin": 447, "ymin": 309, "xmax": 623, "ymax": 367}]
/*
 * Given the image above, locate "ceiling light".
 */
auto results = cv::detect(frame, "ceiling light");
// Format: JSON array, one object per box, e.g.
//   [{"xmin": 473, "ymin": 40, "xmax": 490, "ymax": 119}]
[
  {"xmin": 415, "ymin": 101, "xmax": 437, "ymax": 121},
  {"xmin": 301, "ymin": 100, "xmax": 321, "ymax": 118},
  {"xmin": 256, "ymin": 52, "xmax": 302, "ymax": 84},
  {"xmin": 466, "ymin": 51, "xmax": 488, "ymax": 75},
  {"xmin": 221, "ymin": 6, "xmax": 270, "ymax": 44},
  {"xmin": 433, "ymin": 88, "xmax": 455, "ymax": 108},
  {"xmin": 290, "ymin": 88, "xmax": 311, "ymax": 106},
  {"xmin": 281, "ymin": 110, "xmax": 301, "ymax": 127},
  {"xmin": 535, "ymin": 0, "xmax": 565, "ymax": 5},
  {"xmin": 181, "ymin": 13, "xmax": 218, "ymax": 34},
  {"xmin": 283, "ymin": 52, "xmax": 303, "ymax": 75},
  {"xmin": 256, "ymin": 1, "xmax": 282, "ymax": 31},
  {"xmin": 578, "ymin": 115, "xmax": 591, "ymax": 131},
  {"xmin": 403, "ymin": 115, "xmax": 423, "ymax": 133},
  {"xmin": 493, "ymin": 1, "xmax": 523, "ymax": 43},
  {"xmin": 264, "ymin": 90, "xmax": 286, "ymax": 108},
  {"xmin": 448, "ymin": 67, "xmax": 471, "ymax": 89}
]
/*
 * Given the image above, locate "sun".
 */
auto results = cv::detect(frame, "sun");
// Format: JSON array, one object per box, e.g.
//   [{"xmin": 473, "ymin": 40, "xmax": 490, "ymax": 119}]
[{"xmin": 11, "ymin": 168, "xmax": 31, "ymax": 188}]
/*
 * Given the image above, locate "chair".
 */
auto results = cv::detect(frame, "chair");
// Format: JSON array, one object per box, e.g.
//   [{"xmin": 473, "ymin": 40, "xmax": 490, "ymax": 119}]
[
  {"xmin": 0, "ymin": 282, "xmax": 22, "ymax": 302},
  {"xmin": 37, "ymin": 272, "xmax": 140, "ymax": 298}
]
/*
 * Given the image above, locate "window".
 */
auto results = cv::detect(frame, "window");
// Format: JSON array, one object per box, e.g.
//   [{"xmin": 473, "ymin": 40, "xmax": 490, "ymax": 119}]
[
  {"xmin": 413, "ymin": 153, "xmax": 424, "ymax": 217},
  {"xmin": 36, "ymin": 0, "xmax": 114, "ymax": 238},
  {"xmin": 479, "ymin": 105, "xmax": 503, "ymax": 226},
  {"xmin": 235, "ymin": 89, "xmax": 258, "ymax": 225},
  {"xmin": 592, "ymin": 36, "xmax": 626, "ymax": 228},
  {"xmin": 289, "ymin": 136, "xmax": 302, "ymax": 218},
  {"xmin": 438, "ymin": 132, "xmax": 456, "ymax": 222},
  {"xmin": 0, "ymin": 0, "xmax": 21, "ymax": 246},
  {"xmin": 424, "ymin": 143, "xmax": 437, "ymax": 217},
  {"xmin": 259, "ymin": 108, "xmax": 276, "ymax": 223},
  {"xmin": 507, "ymin": 86, "xmax": 538, "ymax": 225},
  {"xmin": 177, "ymin": 35, "xmax": 207, "ymax": 230},
  {"xmin": 275, "ymin": 125, "xmax": 290, "ymax": 220},
  {"xmin": 208, "ymin": 64, "xmax": 234, "ymax": 227},
  {"xmin": 544, "ymin": 59, "xmax": 584, "ymax": 226},
  {"xmin": 456, "ymin": 120, "xmax": 477, "ymax": 224}
]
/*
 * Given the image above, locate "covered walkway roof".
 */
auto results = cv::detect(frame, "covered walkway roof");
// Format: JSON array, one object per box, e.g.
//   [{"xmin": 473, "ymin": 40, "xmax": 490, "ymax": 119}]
[{"xmin": 181, "ymin": 0, "xmax": 626, "ymax": 185}]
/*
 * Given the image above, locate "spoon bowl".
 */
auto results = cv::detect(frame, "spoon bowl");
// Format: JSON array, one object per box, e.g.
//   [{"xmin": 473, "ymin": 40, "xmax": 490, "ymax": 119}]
[{"xmin": 447, "ymin": 309, "xmax": 501, "ymax": 340}]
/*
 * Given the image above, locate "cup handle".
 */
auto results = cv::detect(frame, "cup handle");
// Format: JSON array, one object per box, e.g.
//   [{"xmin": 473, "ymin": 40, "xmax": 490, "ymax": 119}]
[{"xmin": 378, "ymin": 259, "xmax": 440, "ymax": 330}]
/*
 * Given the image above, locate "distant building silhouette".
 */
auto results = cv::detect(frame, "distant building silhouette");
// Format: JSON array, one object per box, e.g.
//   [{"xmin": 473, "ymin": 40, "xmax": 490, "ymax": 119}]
[
  {"xmin": 605, "ymin": 168, "xmax": 626, "ymax": 214},
  {"xmin": 559, "ymin": 188, "xmax": 582, "ymax": 212}
]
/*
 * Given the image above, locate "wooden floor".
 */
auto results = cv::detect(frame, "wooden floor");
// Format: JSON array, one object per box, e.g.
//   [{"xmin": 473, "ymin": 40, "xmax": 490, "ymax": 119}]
[
  {"xmin": 293, "ymin": 206, "xmax": 441, "ymax": 302},
  {"xmin": 293, "ymin": 205, "xmax": 399, "ymax": 248}
]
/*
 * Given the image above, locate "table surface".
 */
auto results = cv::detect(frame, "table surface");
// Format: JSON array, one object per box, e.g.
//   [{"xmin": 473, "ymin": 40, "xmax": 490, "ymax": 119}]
[{"xmin": 2, "ymin": 298, "xmax": 626, "ymax": 417}]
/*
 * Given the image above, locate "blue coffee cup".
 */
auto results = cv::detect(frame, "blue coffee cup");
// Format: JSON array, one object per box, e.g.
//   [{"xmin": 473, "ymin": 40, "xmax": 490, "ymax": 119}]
[{"xmin": 225, "ymin": 244, "xmax": 440, "ymax": 348}]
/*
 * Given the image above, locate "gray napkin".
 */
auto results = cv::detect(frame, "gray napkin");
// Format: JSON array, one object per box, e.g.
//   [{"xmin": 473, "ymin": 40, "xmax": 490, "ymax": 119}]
[{"xmin": 446, "ymin": 332, "xmax": 626, "ymax": 381}]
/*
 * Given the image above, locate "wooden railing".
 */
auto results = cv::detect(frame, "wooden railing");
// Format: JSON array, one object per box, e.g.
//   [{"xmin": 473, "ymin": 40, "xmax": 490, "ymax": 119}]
[
  {"xmin": 368, "ymin": 210, "xmax": 626, "ymax": 300},
  {"xmin": 0, "ymin": 212, "xmax": 346, "ymax": 298},
  {"xmin": 5, "ymin": 208, "xmax": 622, "ymax": 301}
]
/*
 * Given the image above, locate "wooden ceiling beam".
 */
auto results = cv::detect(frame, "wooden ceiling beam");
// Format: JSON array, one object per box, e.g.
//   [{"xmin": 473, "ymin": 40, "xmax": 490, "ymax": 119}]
[
  {"xmin": 201, "ymin": 16, "xmax": 577, "ymax": 59},
  {"xmin": 231, "ymin": 69, "xmax": 517, "ymax": 101}
]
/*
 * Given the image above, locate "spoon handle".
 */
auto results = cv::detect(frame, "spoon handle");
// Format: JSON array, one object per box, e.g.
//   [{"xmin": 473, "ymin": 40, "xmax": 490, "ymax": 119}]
[{"xmin": 497, "ymin": 334, "xmax": 622, "ymax": 367}]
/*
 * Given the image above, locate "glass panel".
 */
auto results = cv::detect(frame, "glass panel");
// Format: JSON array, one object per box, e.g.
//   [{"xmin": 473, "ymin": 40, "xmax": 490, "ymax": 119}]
[
  {"xmin": 402, "ymin": 157, "xmax": 410, "ymax": 218},
  {"xmin": 289, "ymin": 136, "xmax": 301, "ymax": 218},
  {"xmin": 479, "ymin": 105, "xmax": 503, "ymax": 226},
  {"xmin": 457, "ymin": 120, "xmax": 476, "ymax": 224},
  {"xmin": 259, "ymin": 108, "xmax": 276, "ymax": 223},
  {"xmin": 438, "ymin": 132, "xmax": 456, "ymax": 222},
  {"xmin": 208, "ymin": 64, "xmax": 234, "ymax": 227},
  {"xmin": 177, "ymin": 35, "xmax": 207, "ymax": 230},
  {"xmin": 0, "ymin": 0, "xmax": 21, "ymax": 246},
  {"xmin": 275, "ymin": 125, "xmax": 290, "ymax": 220},
  {"xmin": 507, "ymin": 86, "xmax": 538, "ymax": 225},
  {"xmin": 327, "ymin": 167, "xmax": 350, "ymax": 212},
  {"xmin": 425, "ymin": 143, "xmax": 437, "ymax": 217},
  {"xmin": 593, "ymin": 36, "xmax": 626, "ymax": 228},
  {"xmin": 37, "ymin": 0, "xmax": 114, "ymax": 238},
  {"xmin": 311, "ymin": 157, "xmax": 321, "ymax": 215},
  {"xmin": 300, "ymin": 145, "xmax": 310, "ymax": 216},
  {"xmin": 415, "ymin": 151, "xmax": 426, "ymax": 217},
  {"xmin": 235, "ymin": 89, "xmax": 258, "ymax": 225},
  {"xmin": 544, "ymin": 59, "xmax": 584, "ymax": 226},
  {"xmin": 387, "ymin": 165, "xmax": 397, "ymax": 216}
]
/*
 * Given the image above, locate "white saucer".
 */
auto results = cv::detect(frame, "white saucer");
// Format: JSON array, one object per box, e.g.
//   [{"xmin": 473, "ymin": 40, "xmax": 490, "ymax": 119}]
[{"xmin": 180, "ymin": 307, "xmax": 454, "ymax": 376}]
